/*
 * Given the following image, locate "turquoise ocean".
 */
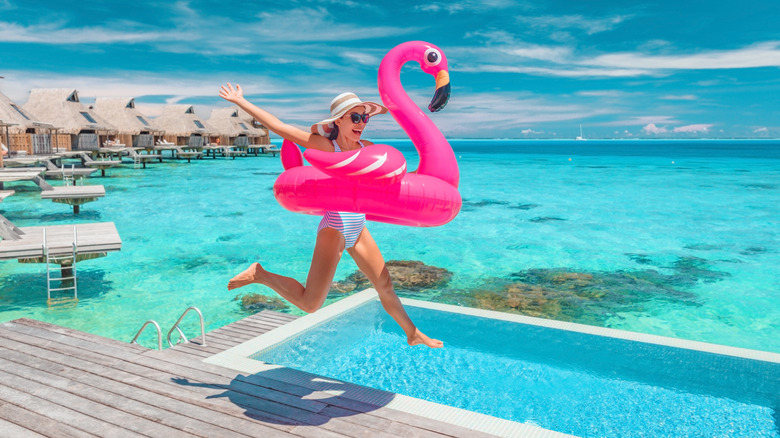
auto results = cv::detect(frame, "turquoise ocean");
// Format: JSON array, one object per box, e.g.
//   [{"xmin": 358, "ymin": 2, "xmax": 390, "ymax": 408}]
[{"xmin": 1, "ymin": 139, "xmax": 778, "ymax": 352}]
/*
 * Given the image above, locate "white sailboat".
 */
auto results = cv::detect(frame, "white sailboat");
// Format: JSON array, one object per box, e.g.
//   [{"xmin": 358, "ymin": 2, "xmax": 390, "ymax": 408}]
[{"xmin": 575, "ymin": 124, "xmax": 586, "ymax": 141}]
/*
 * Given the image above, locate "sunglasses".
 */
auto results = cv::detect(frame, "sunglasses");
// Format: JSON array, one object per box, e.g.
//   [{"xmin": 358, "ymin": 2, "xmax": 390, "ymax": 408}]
[{"xmin": 349, "ymin": 112, "xmax": 370, "ymax": 124}]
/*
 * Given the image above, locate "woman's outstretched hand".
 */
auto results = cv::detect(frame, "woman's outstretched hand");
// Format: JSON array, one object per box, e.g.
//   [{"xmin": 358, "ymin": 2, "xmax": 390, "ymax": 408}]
[{"xmin": 219, "ymin": 83, "xmax": 244, "ymax": 104}]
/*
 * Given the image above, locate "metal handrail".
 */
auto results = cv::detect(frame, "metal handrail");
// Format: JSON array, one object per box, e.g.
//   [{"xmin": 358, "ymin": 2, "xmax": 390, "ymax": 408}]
[
  {"xmin": 131, "ymin": 320, "xmax": 163, "ymax": 351},
  {"xmin": 167, "ymin": 306, "xmax": 206, "ymax": 347}
]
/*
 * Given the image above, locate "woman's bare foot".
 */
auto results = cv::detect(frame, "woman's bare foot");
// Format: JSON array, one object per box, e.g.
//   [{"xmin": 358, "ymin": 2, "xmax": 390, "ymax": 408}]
[
  {"xmin": 408, "ymin": 328, "xmax": 443, "ymax": 348},
  {"xmin": 227, "ymin": 262, "xmax": 265, "ymax": 290}
]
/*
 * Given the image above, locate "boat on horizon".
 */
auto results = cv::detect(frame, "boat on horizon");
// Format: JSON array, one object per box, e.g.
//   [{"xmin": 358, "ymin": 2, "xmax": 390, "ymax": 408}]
[{"xmin": 576, "ymin": 124, "xmax": 586, "ymax": 141}]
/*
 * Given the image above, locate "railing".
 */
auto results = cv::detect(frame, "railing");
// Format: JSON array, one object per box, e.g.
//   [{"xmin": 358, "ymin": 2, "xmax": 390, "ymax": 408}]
[
  {"xmin": 167, "ymin": 307, "xmax": 206, "ymax": 347},
  {"xmin": 129, "ymin": 306, "xmax": 206, "ymax": 350},
  {"xmin": 130, "ymin": 320, "xmax": 163, "ymax": 351}
]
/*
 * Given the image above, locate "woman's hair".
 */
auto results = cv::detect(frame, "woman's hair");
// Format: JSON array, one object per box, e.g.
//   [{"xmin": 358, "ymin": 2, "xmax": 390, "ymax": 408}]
[{"xmin": 328, "ymin": 125, "xmax": 339, "ymax": 141}]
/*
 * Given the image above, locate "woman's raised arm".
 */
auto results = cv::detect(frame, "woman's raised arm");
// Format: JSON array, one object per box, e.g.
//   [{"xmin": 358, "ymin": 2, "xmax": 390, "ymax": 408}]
[{"xmin": 218, "ymin": 83, "xmax": 331, "ymax": 151}]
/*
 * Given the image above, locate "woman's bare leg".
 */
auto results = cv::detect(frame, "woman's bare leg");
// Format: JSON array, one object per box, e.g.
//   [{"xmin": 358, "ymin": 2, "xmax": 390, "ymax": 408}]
[
  {"xmin": 228, "ymin": 228, "xmax": 344, "ymax": 313},
  {"xmin": 347, "ymin": 227, "xmax": 443, "ymax": 348}
]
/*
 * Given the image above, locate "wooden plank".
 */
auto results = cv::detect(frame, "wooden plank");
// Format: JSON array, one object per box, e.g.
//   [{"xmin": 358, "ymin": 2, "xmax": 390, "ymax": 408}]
[
  {"xmin": 144, "ymin": 349, "xmax": 462, "ymax": 438},
  {"xmin": 0, "ymin": 323, "xmax": 319, "ymax": 432},
  {"xmin": 136, "ymin": 351, "xmax": 331, "ymax": 418},
  {"xmin": 0, "ymin": 416, "xmax": 48, "ymax": 438},
  {"xmin": 13, "ymin": 318, "xmax": 148, "ymax": 353},
  {"xmin": 0, "ymin": 378, "xmax": 142, "ymax": 438},
  {"xmin": 0, "ymin": 222, "xmax": 121, "ymax": 260},
  {"xmin": 0, "ymin": 396, "xmax": 98, "ymax": 438},
  {"xmin": 0, "ymin": 332, "xmax": 297, "ymax": 437},
  {"xmin": 217, "ymin": 319, "xmax": 286, "ymax": 333},
  {"xmin": 41, "ymin": 185, "xmax": 106, "ymax": 199},
  {"xmin": 0, "ymin": 359, "xmax": 192, "ymax": 438},
  {"xmin": 1, "ymin": 321, "xmax": 144, "ymax": 364},
  {"xmin": 0, "ymin": 353, "xmax": 255, "ymax": 438}
]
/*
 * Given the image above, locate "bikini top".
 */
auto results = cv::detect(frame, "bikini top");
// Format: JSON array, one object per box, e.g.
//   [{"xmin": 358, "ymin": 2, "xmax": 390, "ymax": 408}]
[{"xmin": 331, "ymin": 140, "xmax": 364, "ymax": 153}]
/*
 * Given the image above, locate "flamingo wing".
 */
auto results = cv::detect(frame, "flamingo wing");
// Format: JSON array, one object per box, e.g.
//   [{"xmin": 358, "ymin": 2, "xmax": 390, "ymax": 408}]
[{"xmin": 303, "ymin": 144, "xmax": 407, "ymax": 185}]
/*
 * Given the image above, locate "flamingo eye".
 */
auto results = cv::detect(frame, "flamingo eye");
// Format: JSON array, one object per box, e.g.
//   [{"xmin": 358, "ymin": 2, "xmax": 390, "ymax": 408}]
[{"xmin": 424, "ymin": 48, "xmax": 442, "ymax": 66}]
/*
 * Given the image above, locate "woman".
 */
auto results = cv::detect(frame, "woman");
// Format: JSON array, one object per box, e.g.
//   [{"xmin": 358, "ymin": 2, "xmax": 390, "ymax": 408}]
[{"xmin": 219, "ymin": 83, "xmax": 442, "ymax": 348}]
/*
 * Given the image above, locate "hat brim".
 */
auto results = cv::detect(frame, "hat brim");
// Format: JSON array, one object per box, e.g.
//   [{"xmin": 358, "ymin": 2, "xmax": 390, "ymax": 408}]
[{"xmin": 311, "ymin": 101, "xmax": 388, "ymax": 135}]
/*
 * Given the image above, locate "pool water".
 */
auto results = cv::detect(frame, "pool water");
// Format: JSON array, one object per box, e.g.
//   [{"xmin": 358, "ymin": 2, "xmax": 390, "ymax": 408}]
[
  {"xmin": 252, "ymin": 299, "xmax": 780, "ymax": 438},
  {"xmin": 1, "ymin": 139, "xmax": 779, "ymax": 352}
]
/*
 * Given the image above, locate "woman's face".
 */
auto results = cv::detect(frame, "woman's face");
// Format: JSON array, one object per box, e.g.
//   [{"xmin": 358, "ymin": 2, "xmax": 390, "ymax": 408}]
[{"xmin": 336, "ymin": 105, "xmax": 369, "ymax": 141}]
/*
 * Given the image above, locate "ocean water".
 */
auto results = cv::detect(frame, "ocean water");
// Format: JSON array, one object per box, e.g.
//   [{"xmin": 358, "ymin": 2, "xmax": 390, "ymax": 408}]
[{"xmin": 1, "ymin": 140, "xmax": 778, "ymax": 352}]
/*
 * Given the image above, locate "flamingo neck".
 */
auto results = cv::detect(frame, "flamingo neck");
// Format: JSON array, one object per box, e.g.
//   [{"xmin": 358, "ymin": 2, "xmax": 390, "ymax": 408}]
[{"xmin": 378, "ymin": 43, "xmax": 459, "ymax": 187}]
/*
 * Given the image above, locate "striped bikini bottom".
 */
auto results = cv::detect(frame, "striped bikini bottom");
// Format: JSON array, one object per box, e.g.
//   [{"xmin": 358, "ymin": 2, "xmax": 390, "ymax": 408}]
[{"xmin": 317, "ymin": 211, "xmax": 366, "ymax": 249}]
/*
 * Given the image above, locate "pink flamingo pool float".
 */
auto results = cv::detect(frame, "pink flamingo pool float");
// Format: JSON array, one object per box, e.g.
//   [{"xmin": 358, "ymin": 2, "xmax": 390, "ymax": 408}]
[{"xmin": 274, "ymin": 41, "xmax": 461, "ymax": 227}]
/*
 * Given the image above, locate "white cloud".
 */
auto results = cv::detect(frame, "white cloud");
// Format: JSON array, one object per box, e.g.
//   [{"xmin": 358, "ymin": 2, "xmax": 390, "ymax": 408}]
[
  {"xmin": 673, "ymin": 124, "xmax": 713, "ymax": 133},
  {"xmin": 503, "ymin": 45, "xmax": 573, "ymax": 63},
  {"xmin": 0, "ymin": 20, "xmax": 182, "ymax": 44},
  {"xmin": 641, "ymin": 122, "xmax": 713, "ymax": 134},
  {"xmin": 576, "ymin": 90, "xmax": 630, "ymax": 97},
  {"xmin": 753, "ymin": 127, "xmax": 769, "ymax": 133},
  {"xmin": 642, "ymin": 123, "xmax": 668, "ymax": 134},
  {"xmin": 416, "ymin": 0, "xmax": 517, "ymax": 14},
  {"xmin": 456, "ymin": 39, "xmax": 780, "ymax": 79},
  {"xmin": 661, "ymin": 95, "xmax": 697, "ymax": 101},
  {"xmin": 0, "ymin": 70, "xmax": 283, "ymax": 105},
  {"xmin": 521, "ymin": 128, "xmax": 542, "ymax": 135},
  {"xmin": 458, "ymin": 64, "xmax": 652, "ymax": 78},
  {"xmin": 340, "ymin": 51, "xmax": 380, "ymax": 66},
  {"xmin": 517, "ymin": 14, "xmax": 632, "ymax": 35},
  {"xmin": 621, "ymin": 116, "xmax": 678, "ymax": 126},
  {"xmin": 588, "ymin": 41, "xmax": 780, "ymax": 70},
  {"xmin": 252, "ymin": 8, "xmax": 418, "ymax": 42}
]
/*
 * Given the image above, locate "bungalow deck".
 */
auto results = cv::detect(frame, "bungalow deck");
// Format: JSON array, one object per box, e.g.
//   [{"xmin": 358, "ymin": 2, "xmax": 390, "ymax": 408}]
[{"xmin": 0, "ymin": 312, "xmax": 497, "ymax": 438}]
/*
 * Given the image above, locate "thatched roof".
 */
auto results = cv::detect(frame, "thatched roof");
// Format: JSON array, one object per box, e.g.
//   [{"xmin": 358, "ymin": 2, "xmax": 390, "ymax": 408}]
[
  {"xmin": 207, "ymin": 106, "xmax": 267, "ymax": 137},
  {"xmin": 153, "ymin": 104, "xmax": 215, "ymax": 136},
  {"xmin": 23, "ymin": 89, "xmax": 116, "ymax": 135},
  {"xmin": 236, "ymin": 108, "xmax": 269, "ymax": 136},
  {"xmin": 0, "ymin": 91, "xmax": 52, "ymax": 134},
  {"xmin": 91, "ymin": 97, "xmax": 160, "ymax": 135}
]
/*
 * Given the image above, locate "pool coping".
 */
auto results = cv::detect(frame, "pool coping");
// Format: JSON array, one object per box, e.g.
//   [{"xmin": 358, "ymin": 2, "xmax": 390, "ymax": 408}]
[{"xmin": 205, "ymin": 288, "xmax": 780, "ymax": 438}]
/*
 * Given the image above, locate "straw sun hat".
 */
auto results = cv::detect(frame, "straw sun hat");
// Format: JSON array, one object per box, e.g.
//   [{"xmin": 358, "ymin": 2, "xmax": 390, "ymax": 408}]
[{"xmin": 310, "ymin": 92, "xmax": 387, "ymax": 136}]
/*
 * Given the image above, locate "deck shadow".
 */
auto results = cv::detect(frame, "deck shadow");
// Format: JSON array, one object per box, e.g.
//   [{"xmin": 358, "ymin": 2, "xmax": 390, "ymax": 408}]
[{"xmin": 172, "ymin": 366, "xmax": 394, "ymax": 426}]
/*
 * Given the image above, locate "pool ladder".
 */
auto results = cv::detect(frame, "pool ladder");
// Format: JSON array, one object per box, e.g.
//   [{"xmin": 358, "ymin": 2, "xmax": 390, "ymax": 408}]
[
  {"xmin": 44, "ymin": 226, "xmax": 79, "ymax": 306},
  {"xmin": 130, "ymin": 306, "xmax": 206, "ymax": 351}
]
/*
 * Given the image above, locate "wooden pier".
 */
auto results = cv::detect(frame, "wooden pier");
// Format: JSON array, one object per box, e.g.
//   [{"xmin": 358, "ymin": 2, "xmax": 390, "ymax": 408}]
[
  {"xmin": 40, "ymin": 185, "xmax": 106, "ymax": 214},
  {"xmin": 0, "ymin": 221, "xmax": 121, "ymax": 260},
  {"xmin": 0, "ymin": 312, "xmax": 496, "ymax": 437},
  {"xmin": 0, "ymin": 190, "xmax": 13, "ymax": 202}
]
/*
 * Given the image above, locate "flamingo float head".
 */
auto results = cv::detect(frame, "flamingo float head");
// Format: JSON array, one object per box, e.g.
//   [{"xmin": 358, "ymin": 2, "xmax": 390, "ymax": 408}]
[{"xmin": 417, "ymin": 43, "xmax": 451, "ymax": 112}]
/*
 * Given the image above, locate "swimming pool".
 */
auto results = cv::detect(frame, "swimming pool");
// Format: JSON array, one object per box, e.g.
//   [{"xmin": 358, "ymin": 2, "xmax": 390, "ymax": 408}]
[{"xmin": 211, "ymin": 289, "xmax": 780, "ymax": 438}]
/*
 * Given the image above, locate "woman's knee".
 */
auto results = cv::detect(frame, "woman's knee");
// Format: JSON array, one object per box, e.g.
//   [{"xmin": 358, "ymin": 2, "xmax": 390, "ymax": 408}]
[
  {"xmin": 299, "ymin": 296, "xmax": 325, "ymax": 313},
  {"xmin": 299, "ymin": 285, "xmax": 328, "ymax": 313},
  {"xmin": 372, "ymin": 266, "xmax": 394, "ymax": 293}
]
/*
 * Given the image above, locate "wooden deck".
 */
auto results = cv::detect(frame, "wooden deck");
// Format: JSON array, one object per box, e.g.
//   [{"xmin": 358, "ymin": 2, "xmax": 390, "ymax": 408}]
[
  {"xmin": 0, "ymin": 313, "xmax": 497, "ymax": 438},
  {"xmin": 0, "ymin": 190, "xmax": 13, "ymax": 202},
  {"xmin": 40, "ymin": 185, "xmax": 106, "ymax": 200},
  {"xmin": 0, "ymin": 221, "xmax": 121, "ymax": 259},
  {"xmin": 0, "ymin": 169, "xmax": 45, "ymax": 183}
]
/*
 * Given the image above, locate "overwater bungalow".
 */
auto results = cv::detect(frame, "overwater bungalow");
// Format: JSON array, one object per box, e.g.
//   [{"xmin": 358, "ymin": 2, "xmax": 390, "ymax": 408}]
[
  {"xmin": 23, "ymin": 89, "xmax": 117, "ymax": 152},
  {"xmin": 153, "ymin": 104, "xmax": 216, "ymax": 148},
  {"xmin": 91, "ymin": 97, "xmax": 164, "ymax": 148},
  {"xmin": 207, "ymin": 106, "xmax": 269, "ymax": 148},
  {"xmin": 238, "ymin": 107, "xmax": 271, "ymax": 145},
  {"xmin": 0, "ymin": 91, "xmax": 59, "ymax": 159}
]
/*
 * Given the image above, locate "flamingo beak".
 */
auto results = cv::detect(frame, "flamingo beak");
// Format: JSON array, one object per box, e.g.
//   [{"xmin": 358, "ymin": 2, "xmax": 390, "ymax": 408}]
[{"xmin": 428, "ymin": 70, "xmax": 450, "ymax": 112}]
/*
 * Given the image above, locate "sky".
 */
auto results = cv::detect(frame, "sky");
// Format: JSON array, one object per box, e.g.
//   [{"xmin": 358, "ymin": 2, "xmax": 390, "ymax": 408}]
[{"xmin": 1, "ymin": 0, "xmax": 779, "ymax": 139}]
